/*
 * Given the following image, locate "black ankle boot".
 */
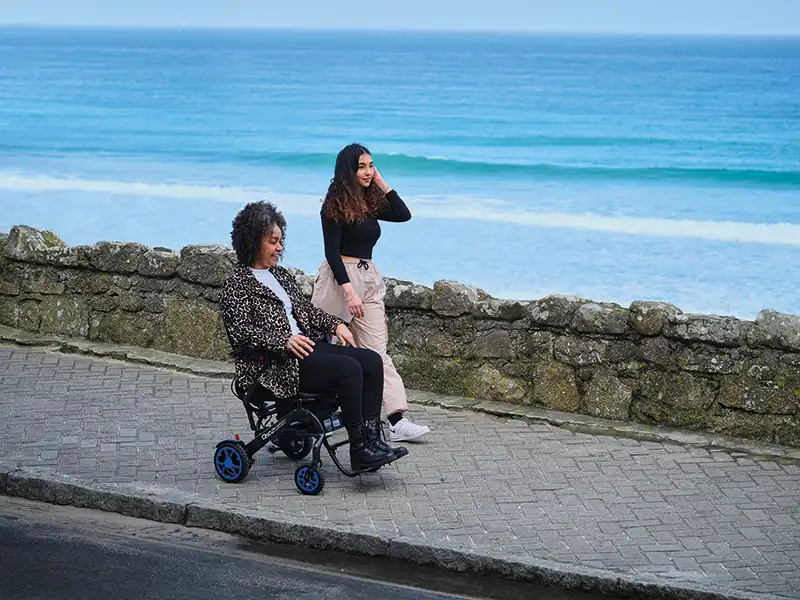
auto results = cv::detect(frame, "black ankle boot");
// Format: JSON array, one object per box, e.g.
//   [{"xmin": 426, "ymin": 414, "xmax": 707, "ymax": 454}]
[
  {"xmin": 364, "ymin": 420, "xmax": 408, "ymax": 459},
  {"xmin": 348, "ymin": 422, "xmax": 394, "ymax": 471}
]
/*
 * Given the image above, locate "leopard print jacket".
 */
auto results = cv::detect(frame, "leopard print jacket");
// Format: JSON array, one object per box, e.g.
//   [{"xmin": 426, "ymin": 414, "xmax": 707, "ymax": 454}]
[{"xmin": 219, "ymin": 265, "xmax": 343, "ymax": 399}]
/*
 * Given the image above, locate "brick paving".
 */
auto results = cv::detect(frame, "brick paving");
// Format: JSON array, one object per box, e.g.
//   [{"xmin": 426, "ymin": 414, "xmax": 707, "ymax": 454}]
[{"xmin": 1, "ymin": 345, "xmax": 799, "ymax": 598}]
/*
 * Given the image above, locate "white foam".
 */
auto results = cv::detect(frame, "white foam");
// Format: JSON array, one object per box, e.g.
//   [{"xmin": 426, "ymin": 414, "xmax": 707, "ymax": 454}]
[
  {"xmin": 0, "ymin": 172, "xmax": 324, "ymax": 216},
  {"xmin": 1, "ymin": 172, "xmax": 798, "ymax": 247},
  {"xmin": 414, "ymin": 204, "xmax": 800, "ymax": 247}
]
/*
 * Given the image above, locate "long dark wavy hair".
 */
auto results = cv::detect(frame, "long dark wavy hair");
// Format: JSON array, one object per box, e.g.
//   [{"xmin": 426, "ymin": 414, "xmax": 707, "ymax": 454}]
[
  {"xmin": 323, "ymin": 143, "xmax": 387, "ymax": 224},
  {"xmin": 230, "ymin": 201, "xmax": 287, "ymax": 266}
]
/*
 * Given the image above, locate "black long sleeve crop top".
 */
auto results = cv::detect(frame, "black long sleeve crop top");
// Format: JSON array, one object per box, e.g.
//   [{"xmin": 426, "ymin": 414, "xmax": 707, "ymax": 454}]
[{"xmin": 321, "ymin": 190, "xmax": 411, "ymax": 285}]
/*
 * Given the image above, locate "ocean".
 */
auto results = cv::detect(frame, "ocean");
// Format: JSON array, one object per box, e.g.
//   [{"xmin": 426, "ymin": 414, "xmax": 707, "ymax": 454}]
[{"xmin": 1, "ymin": 27, "xmax": 798, "ymax": 318}]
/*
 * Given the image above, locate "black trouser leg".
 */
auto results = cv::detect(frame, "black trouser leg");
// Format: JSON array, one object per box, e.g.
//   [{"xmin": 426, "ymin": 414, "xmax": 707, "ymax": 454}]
[
  {"xmin": 297, "ymin": 342, "xmax": 394, "ymax": 470},
  {"xmin": 297, "ymin": 342, "xmax": 384, "ymax": 429}
]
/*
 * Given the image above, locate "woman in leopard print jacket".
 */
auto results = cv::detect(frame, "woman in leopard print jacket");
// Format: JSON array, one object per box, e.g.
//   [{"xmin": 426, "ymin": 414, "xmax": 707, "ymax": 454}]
[{"xmin": 219, "ymin": 201, "xmax": 407, "ymax": 471}]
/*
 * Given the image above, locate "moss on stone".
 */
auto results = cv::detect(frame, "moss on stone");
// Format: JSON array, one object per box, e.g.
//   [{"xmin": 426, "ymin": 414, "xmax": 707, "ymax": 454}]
[
  {"xmin": 631, "ymin": 371, "xmax": 717, "ymax": 429},
  {"xmin": 719, "ymin": 369, "xmax": 800, "ymax": 415},
  {"xmin": 40, "ymin": 230, "xmax": 65, "ymax": 248},
  {"xmin": 0, "ymin": 296, "xmax": 19, "ymax": 328},
  {"xmin": 581, "ymin": 372, "xmax": 633, "ymax": 420},
  {"xmin": 90, "ymin": 310, "xmax": 163, "ymax": 347},
  {"xmin": 20, "ymin": 267, "xmax": 66, "ymax": 295},
  {"xmin": 707, "ymin": 409, "xmax": 800, "ymax": 446},
  {"xmin": 39, "ymin": 296, "xmax": 90, "ymax": 337},
  {"xmin": 466, "ymin": 364, "xmax": 530, "ymax": 404},
  {"xmin": 155, "ymin": 297, "xmax": 228, "ymax": 360},
  {"xmin": 530, "ymin": 358, "xmax": 580, "ymax": 411},
  {"xmin": 394, "ymin": 352, "xmax": 473, "ymax": 397}
]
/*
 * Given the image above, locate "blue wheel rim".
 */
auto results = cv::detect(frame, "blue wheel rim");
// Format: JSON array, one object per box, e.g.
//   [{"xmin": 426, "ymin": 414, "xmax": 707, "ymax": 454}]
[
  {"xmin": 215, "ymin": 445, "xmax": 244, "ymax": 481},
  {"xmin": 296, "ymin": 466, "xmax": 319, "ymax": 492}
]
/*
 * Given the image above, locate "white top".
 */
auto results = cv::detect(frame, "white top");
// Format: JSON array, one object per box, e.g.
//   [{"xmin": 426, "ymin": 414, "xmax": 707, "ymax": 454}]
[{"xmin": 250, "ymin": 268, "xmax": 300, "ymax": 336}]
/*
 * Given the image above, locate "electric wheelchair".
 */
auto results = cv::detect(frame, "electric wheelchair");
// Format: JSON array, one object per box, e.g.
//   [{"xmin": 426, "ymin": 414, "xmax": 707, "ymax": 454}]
[{"xmin": 212, "ymin": 346, "xmax": 399, "ymax": 495}]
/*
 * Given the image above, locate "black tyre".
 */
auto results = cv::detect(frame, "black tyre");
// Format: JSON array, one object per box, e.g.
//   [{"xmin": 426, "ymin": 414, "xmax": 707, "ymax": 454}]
[
  {"xmin": 294, "ymin": 463, "xmax": 325, "ymax": 495},
  {"xmin": 278, "ymin": 431, "xmax": 313, "ymax": 460},
  {"xmin": 213, "ymin": 441, "xmax": 252, "ymax": 483}
]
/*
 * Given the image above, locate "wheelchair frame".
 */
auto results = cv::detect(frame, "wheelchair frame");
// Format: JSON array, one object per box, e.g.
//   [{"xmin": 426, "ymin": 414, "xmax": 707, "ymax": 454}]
[{"xmin": 213, "ymin": 368, "xmax": 394, "ymax": 495}]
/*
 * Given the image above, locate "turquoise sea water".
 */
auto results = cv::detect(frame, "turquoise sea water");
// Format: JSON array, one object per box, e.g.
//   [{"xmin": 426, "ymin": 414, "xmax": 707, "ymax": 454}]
[{"xmin": 0, "ymin": 27, "xmax": 798, "ymax": 317}]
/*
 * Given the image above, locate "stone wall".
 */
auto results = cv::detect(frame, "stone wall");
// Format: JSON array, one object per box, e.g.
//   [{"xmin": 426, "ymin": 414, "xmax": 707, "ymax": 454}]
[{"xmin": 2, "ymin": 225, "xmax": 799, "ymax": 446}]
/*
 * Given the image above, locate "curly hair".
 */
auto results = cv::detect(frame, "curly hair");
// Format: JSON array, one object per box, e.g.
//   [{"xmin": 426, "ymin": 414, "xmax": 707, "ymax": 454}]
[
  {"xmin": 230, "ymin": 201, "xmax": 287, "ymax": 266},
  {"xmin": 323, "ymin": 143, "xmax": 387, "ymax": 224}
]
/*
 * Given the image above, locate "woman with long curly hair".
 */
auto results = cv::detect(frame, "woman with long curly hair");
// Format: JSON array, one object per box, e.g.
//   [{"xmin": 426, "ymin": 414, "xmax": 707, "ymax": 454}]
[
  {"xmin": 220, "ymin": 200, "xmax": 407, "ymax": 471},
  {"xmin": 311, "ymin": 144, "xmax": 431, "ymax": 442}
]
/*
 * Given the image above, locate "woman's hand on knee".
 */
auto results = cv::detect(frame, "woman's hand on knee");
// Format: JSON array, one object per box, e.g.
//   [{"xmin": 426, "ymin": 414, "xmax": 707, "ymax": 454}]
[
  {"xmin": 286, "ymin": 334, "xmax": 315, "ymax": 358},
  {"xmin": 335, "ymin": 323, "xmax": 355, "ymax": 347}
]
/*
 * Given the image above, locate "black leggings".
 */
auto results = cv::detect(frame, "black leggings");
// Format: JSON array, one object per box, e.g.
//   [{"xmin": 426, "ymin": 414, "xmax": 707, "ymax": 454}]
[{"xmin": 297, "ymin": 342, "xmax": 383, "ymax": 429}]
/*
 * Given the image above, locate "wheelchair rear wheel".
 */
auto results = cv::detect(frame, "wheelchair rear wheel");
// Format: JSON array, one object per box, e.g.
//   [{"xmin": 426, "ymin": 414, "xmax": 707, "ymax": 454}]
[
  {"xmin": 213, "ymin": 441, "xmax": 251, "ymax": 483},
  {"xmin": 277, "ymin": 430, "xmax": 313, "ymax": 460}
]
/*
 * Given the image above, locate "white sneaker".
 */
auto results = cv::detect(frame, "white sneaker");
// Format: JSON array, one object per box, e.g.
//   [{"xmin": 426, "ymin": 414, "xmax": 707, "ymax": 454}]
[{"xmin": 389, "ymin": 417, "xmax": 430, "ymax": 442}]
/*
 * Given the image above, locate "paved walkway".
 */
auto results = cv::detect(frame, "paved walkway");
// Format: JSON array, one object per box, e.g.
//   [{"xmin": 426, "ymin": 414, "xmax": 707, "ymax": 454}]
[{"xmin": 1, "ymin": 345, "xmax": 799, "ymax": 598}]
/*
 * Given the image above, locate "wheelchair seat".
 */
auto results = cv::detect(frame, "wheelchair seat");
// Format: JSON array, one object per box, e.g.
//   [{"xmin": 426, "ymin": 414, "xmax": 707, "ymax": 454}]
[
  {"xmin": 231, "ymin": 378, "xmax": 327, "ymax": 403},
  {"xmin": 231, "ymin": 377, "xmax": 338, "ymax": 429},
  {"xmin": 232, "ymin": 378, "xmax": 329, "ymax": 406}
]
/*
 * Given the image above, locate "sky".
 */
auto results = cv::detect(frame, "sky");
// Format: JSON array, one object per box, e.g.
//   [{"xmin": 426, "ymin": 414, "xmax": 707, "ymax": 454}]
[{"xmin": 0, "ymin": 0, "xmax": 798, "ymax": 35}]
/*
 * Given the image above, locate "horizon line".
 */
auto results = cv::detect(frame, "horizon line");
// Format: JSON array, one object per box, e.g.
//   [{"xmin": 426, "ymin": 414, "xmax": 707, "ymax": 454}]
[{"xmin": 1, "ymin": 23, "xmax": 799, "ymax": 38}]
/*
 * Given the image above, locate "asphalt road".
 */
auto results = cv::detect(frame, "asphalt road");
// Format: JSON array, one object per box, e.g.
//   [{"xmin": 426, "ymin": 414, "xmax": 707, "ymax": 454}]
[{"xmin": 0, "ymin": 496, "xmax": 614, "ymax": 600}]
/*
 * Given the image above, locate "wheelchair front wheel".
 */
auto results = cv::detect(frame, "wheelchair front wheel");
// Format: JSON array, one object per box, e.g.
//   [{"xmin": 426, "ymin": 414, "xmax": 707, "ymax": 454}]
[{"xmin": 294, "ymin": 463, "xmax": 325, "ymax": 495}]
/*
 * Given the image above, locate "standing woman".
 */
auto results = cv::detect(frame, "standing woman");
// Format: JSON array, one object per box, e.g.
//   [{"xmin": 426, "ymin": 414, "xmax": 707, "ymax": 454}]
[{"xmin": 312, "ymin": 144, "xmax": 430, "ymax": 442}]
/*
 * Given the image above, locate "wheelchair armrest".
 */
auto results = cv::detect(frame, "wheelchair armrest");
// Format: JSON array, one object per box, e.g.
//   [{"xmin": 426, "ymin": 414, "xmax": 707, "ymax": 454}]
[
  {"xmin": 244, "ymin": 381, "xmax": 276, "ymax": 408},
  {"xmin": 298, "ymin": 391, "xmax": 329, "ymax": 399},
  {"xmin": 230, "ymin": 346, "xmax": 280, "ymax": 362}
]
